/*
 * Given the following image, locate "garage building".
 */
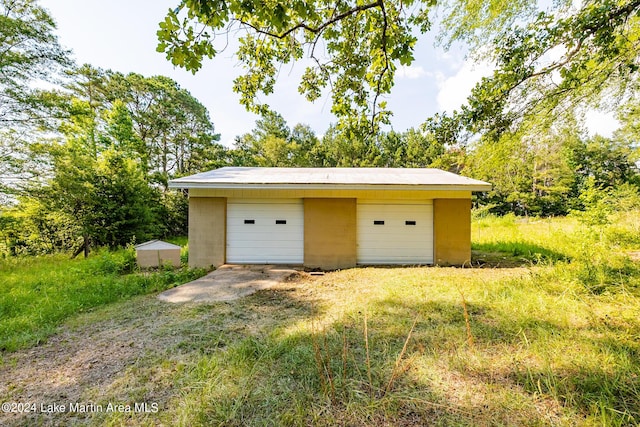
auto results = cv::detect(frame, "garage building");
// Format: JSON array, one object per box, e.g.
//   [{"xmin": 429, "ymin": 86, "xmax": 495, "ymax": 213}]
[{"xmin": 169, "ymin": 167, "xmax": 491, "ymax": 270}]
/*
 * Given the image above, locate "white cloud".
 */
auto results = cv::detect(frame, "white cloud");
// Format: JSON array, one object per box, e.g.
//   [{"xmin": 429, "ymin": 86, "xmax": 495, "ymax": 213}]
[
  {"xmin": 435, "ymin": 52, "xmax": 465, "ymax": 74},
  {"xmin": 396, "ymin": 65, "xmax": 427, "ymax": 79},
  {"xmin": 436, "ymin": 60, "xmax": 493, "ymax": 113},
  {"xmin": 585, "ymin": 111, "xmax": 619, "ymax": 138}
]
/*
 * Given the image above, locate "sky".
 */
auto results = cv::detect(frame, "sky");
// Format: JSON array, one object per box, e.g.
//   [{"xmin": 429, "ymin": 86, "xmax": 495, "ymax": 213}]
[{"xmin": 38, "ymin": 0, "xmax": 618, "ymax": 146}]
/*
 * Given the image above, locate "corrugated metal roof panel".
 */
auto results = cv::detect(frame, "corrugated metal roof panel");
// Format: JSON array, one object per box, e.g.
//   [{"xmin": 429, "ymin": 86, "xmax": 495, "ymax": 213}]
[{"xmin": 169, "ymin": 167, "xmax": 491, "ymax": 191}]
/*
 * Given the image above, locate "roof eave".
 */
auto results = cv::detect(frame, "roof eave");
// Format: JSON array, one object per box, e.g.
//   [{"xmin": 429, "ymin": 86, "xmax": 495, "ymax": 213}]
[{"xmin": 168, "ymin": 182, "xmax": 492, "ymax": 192}]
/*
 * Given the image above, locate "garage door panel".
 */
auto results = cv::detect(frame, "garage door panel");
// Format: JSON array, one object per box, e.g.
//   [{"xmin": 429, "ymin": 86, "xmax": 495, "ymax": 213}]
[
  {"xmin": 228, "ymin": 214, "xmax": 303, "ymax": 221},
  {"xmin": 226, "ymin": 227, "xmax": 303, "ymax": 235},
  {"xmin": 229, "ymin": 254, "xmax": 298, "ymax": 263},
  {"xmin": 228, "ymin": 248, "xmax": 302, "ymax": 256},
  {"xmin": 227, "ymin": 200, "xmax": 303, "ymax": 264},
  {"xmin": 358, "ymin": 228, "xmax": 432, "ymax": 235},
  {"xmin": 361, "ymin": 248, "xmax": 432, "ymax": 256},
  {"xmin": 359, "ymin": 242, "xmax": 433, "ymax": 250},
  {"xmin": 228, "ymin": 240, "xmax": 303, "ymax": 247},
  {"xmin": 357, "ymin": 202, "xmax": 433, "ymax": 265},
  {"xmin": 227, "ymin": 218, "xmax": 304, "ymax": 225},
  {"xmin": 362, "ymin": 256, "xmax": 431, "ymax": 263}
]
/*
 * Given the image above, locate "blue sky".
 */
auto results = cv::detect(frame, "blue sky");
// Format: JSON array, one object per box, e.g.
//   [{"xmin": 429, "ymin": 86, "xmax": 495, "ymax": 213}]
[{"xmin": 39, "ymin": 0, "xmax": 617, "ymax": 146}]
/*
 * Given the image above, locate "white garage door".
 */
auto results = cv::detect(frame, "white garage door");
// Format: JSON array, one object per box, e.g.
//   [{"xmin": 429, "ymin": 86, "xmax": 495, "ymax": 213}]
[
  {"xmin": 357, "ymin": 201, "xmax": 433, "ymax": 265},
  {"xmin": 226, "ymin": 199, "xmax": 303, "ymax": 264}
]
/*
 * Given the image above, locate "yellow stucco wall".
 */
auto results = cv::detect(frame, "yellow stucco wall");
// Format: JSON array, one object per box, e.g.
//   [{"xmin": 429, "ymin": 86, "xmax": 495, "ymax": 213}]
[
  {"xmin": 304, "ymin": 198, "xmax": 356, "ymax": 270},
  {"xmin": 433, "ymin": 198, "xmax": 471, "ymax": 266},
  {"xmin": 188, "ymin": 197, "xmax": 226, "ymax": 268},
  {"xmin": 186, "ymin": 191, "xmax": 474, "ymax": 268}
]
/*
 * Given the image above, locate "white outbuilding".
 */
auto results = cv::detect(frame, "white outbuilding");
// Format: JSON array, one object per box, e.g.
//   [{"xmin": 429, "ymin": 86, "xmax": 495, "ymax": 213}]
[{"xmin": 135, "ymin": 240, "xmax": 182, "ymax": 268}]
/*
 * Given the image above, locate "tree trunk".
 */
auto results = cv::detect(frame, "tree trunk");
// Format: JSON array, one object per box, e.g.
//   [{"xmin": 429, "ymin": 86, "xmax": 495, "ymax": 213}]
[
  {"xmin": 83, "ymin": 233, "xmax": 90, "ymax": 258},
  {"xmin": 71, "ymin": 234, "xmax": 91, "ymax": 259}
]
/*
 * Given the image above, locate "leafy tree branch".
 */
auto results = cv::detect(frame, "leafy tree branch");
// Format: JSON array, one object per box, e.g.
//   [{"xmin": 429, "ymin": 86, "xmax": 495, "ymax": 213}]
[
  {"xmin": 462, "ymin": 0, "xmax": 640, "ymax": 136},
  {"xmin": 237, "ymin": 1, "xmax": 384, "ymax": 39},
  {"xmin": 157, "ymin": 0, "xmax": 425, "ymax": 132}
]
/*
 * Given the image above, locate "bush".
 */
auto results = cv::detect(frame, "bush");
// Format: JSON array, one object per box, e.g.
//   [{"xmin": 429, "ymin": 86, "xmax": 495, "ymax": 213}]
[{"xmin": 87, "ymin": 247, "xmax": 138, "ymax": 275}]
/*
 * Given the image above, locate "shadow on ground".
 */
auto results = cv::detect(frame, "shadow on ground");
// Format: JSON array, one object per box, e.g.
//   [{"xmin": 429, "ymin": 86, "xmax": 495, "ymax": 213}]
[{"xmin": 472, "ymin": 241, "xmax": 570, "ymax": 268}]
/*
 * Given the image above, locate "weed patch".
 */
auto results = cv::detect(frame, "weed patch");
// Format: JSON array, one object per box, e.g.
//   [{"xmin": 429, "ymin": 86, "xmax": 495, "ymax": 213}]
[
  {"xmin": 0, "ymin": 248, "xmax": 206, "ymax": 352},
  {"xmin": 472, "ymin": 241, "xmax": 569, "ymax": 264}
]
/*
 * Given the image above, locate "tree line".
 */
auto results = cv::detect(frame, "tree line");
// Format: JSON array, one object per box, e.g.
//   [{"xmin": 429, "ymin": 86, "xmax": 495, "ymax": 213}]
[
  {"xmin": 225, "ymin": 109, "xmax": 640, "ymax": 218},
  {"xmin": 1, "ymin": 0, "xmax": 639, "ymax": 257},
  {"xmin": 1, "ymin": 64, "xmax": 226, "ymax": 255},
  {"xmin": 0, "ymin": 0, "xmax": 225, "ymax": 255}
]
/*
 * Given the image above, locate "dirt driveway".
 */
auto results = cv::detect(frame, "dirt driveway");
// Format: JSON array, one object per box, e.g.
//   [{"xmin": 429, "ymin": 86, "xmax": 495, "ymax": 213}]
[{"xmin": 158, "ymin": 264, "xmax": 301, "ymax": 303}]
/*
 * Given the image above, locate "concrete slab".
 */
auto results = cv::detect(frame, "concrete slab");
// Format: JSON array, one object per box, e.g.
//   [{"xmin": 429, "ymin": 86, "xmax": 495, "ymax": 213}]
[{"xmin": 157, "ymin": 264, "xmax": 300, "ymax": 303}]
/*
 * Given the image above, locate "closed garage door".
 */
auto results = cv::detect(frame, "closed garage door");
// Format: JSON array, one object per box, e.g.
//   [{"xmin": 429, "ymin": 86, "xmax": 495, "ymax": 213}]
[
  {"xmin": 357, "ymin": 201, "xmax": 433, "ymax": 264},
  {"xmin": 227, "ymin": 199, "xmax": 303, "ymax": 264}
]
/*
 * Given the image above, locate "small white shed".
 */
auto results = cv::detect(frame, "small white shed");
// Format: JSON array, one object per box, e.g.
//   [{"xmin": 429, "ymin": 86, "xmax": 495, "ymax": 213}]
[{"xmin": 135, "ymin": 240, "xmax": 182, "ymax": 268}]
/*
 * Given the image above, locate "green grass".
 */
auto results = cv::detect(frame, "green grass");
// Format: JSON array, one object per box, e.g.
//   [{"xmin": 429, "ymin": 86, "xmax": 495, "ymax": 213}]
[
  {"xmin": 0, "ymin": 246, "xmax": 206, "ymax": 352},
  {"xmin": 3, "ymin": 213, "xmax": 640, "ymax": 426},
  {"xmin": 77, "ymin": 263, "xmax": 640, "ymax": 426}
]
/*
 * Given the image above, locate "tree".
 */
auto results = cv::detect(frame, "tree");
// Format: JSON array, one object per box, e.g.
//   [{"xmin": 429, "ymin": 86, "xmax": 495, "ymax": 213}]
[
  {"xmin": 569, "ymin": 135, "xmax": 640, "ymax": 191},
  {"xmin": 290, "ymin": 123, "xmax": 321, "ymax": 166},
  {"xmin": 65, "ymin": 67, "xmax": 223, "ymax": 187},
  {"xmin": 230, "ymin": 112, "xmax": 469, "ymax": 169},
  {"xmin": 1, "ymin": 0, "xmax": 70, "ymax": 200},
  {"xmin": 616, "ymin": 96, "xmax": 640, "ymax": 150},
  {"xmin": 465, "ymin": 130, "xmax": 536, "ymax": 215},
  {"xmin": 83, "ymin": 150, "xmax": 160, "ymax": 248},
  {"xmin": 463, "ymin": 108, "xmax": 640, "ymax": 216},
  {"xmin": 157, "ymin": 1, "xmax": 640, "ymax": 134},
  {"xmin": 49, "ymin": 67, "xmax": 227, "ymax": 251},
  {"xmin": 157, "ymin": 0, "xmax": 428, "ymax": 131},
  {"xmin": 0, "ymin": 198, "xmax": 78, "ymax": 255},
  {"xmin": 13, "ymin": 84, "xmax": 178, "ymax": 255},
  {"xmin": 106, "ymin": 73, "xmax": 222, "ymax": 184},
  {"xmin": 314, "ymin": 124, "xmax": 382, "ymax": 166},
  {"xmin": 464, "ymin": 115, "xmax": 585, "ymax": 216},
  {"xmin": 231, "ymin": 112, "xmax": 321, "ymax": 167},
  {"xmin": 0, "ymin": 0, "xmax": 70, "ymax": 126},
  {"xmin": 378, "ymin": 128, "xmax": 446, "ymax": 168},
  {"xmin": 28, "ymin": 101, "xmax": 163, "ymax": 254},
  {"xmin": 456, "ymin": 0, "xmax": 640, "ymax": 136}
]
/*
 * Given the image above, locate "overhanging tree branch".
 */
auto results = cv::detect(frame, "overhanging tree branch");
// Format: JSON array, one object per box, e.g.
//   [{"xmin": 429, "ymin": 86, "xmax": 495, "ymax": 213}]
[
  {"xmin": 371, "ymin": 0, "xmax": 390, "ymax": 130},
  {"xmin": 238, "ymin": 1, "xmax": 384, "ymax": 39}
]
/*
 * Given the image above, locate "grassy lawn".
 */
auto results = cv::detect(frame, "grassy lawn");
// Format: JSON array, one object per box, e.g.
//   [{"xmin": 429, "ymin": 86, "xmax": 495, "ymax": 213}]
[
  {"xmin": 0, "ymin": 246, "xmax": 206, "ymax": 352},
  {"xmin": 2, "ymin": 212, "xmax": 640, "ymax": 426}
]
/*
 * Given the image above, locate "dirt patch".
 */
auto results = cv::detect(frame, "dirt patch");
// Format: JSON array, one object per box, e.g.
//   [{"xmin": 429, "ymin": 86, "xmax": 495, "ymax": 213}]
[
  {"xmin": 0, "ymin": 298, "xmax": 187, "ymax": 426},
  {"xmin": 157, "ymin": 264, "xmax": 301, "ymax": 303},
  {"xmin": 627, "ymin": 251, "xmax": 640, "ymax": 261}
]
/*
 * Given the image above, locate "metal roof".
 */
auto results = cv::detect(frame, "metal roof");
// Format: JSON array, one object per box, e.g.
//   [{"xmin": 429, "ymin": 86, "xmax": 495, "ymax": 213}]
[
  {"xmin": 169, "ymin": 167, "xmax": 491, "ymax": 191},
  {"xmin": 134, "ymin": 240, "xmax": 182, "ymax": 250}
]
